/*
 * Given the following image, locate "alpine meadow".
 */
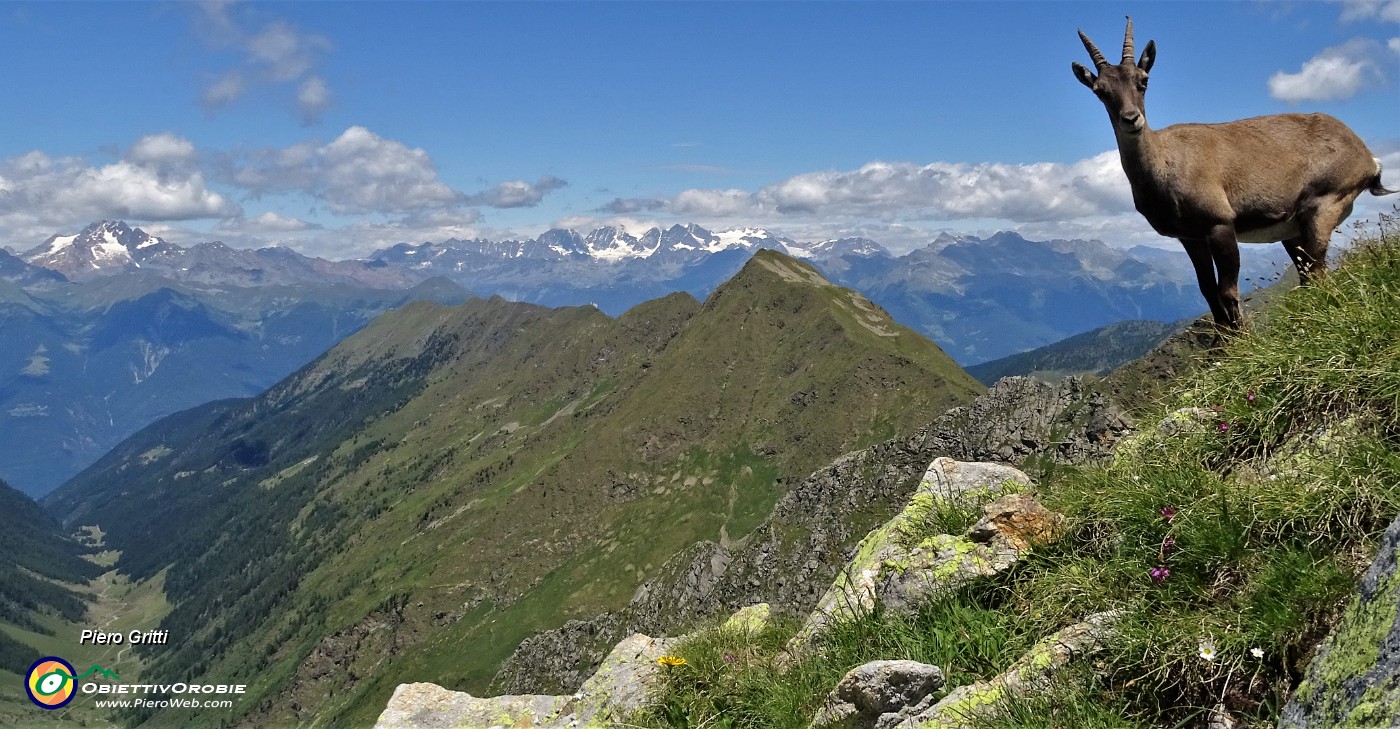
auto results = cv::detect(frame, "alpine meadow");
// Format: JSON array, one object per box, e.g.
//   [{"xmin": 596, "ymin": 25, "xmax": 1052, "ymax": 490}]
[{"xmin": 1, "ymin": 3, "xmax": 1398, "ymax": 729}]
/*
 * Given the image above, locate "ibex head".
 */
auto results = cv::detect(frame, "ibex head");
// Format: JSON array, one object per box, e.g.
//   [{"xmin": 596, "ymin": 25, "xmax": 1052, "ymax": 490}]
[{"xmin": 1073, "ymin": 17, "xmax": 1157, "ymax": 135}]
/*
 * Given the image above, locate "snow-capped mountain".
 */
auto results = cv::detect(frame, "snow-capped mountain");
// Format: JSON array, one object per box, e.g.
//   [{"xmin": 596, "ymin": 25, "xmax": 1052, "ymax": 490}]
[
  {"xmin": 786, "ymin": 237, "xmax": 890, "ymax": 259},
  {"xmin": 374, "ymin": 223, "xmax": 801, "ymax": 269},
  {"xmin": 23, "ymin": 220, "xmax": 181, "ymax": 278},
  {"xmin": 21, "ymin": 220, "xmax": 421, "ymax": 288}
]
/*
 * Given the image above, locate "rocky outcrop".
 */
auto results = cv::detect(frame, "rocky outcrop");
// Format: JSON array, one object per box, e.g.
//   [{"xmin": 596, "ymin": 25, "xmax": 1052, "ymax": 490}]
[
  {"xmin": 1279, "ymin": 511, "xmax": 1400, "ymax": 728},
  {"xmin": 373, "ymin": 633, "xmax": 676, "ymax": 729},
  {"xmin": 812, "ymin": 660, "xmax": 945, "ymax": 729},
  {"xmin": 921, "ymin": 376, "xmax": 1132, "ymax": 469},
  {"xmin": 494, "ymin": 377, "xmax": 1131, "ymax": 695},
  {"xmin": 784, "ymin": 459, "xmax": 1044, "ymax": 659}
]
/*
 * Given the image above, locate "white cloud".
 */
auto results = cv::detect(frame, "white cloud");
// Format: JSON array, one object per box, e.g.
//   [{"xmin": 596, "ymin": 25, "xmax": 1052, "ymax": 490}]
[
  {"xmin": 1268, "ymin": 38, "xmax": 1387, "ymax": 102},
  {"xmin": 296, "ymin": 75, "xmax": 332, "ymax": 124},
  {"xmin": 127, "ymin": 133, "xmax": 199, "ymax": 169},
  {"xmin": 0, "ymin": 140, "xmax": 239, "ymax": 247},
  {"xmin": 246, "ymin": 21, "xmax": 328, "ymax": 82},
  {"xmin": 659, "ymin": 151, "xmax": 1134, "ymax": 224},
  {"xmin": 229, "ymin": 126, "xmax": 464, "ymax": 215},
  {"xmin": 220, "ymin": 211, "xmax": 320, "ymax": 234},
  {"xmin": 1336, "ymin": 0, "xmax": 1400, "ymax": 23},
  {"xmin": 670, "ymin": 188, "xmax": 758, "ymax": 217},
  {"xmin": 195, "ymin": 4, "xmax": 334, "ymax": 123},
  {"xmin": 292, "ymin": 210, "xmax": 491, "ymax": 259},
  {"xmin": 466, "ymin": 176, "xmax": 568, "ymax": 208},
  {"xmin": 200, "ymin": 71, "xmax": 246, "ymax": 112}
]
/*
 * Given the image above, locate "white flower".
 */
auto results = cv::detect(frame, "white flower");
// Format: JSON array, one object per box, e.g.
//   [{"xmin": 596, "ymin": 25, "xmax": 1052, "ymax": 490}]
[
  {"xmin": 1250, "ymin": 647, "xmax": 1264, "ymax": 659},
  {"xmin": 1198, "ymin": 640, "xmax": 1217, "ymax": 661}
]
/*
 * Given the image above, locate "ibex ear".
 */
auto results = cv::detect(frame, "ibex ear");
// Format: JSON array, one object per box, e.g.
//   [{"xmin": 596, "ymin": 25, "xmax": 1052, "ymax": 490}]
[
  {"xmin": 1072, "ymin": 62, "xmax": 1097, "ymax": 89},
  {"xmin": 1138, "ymin": 40, "xmax": 1156, "ymax": 73}
]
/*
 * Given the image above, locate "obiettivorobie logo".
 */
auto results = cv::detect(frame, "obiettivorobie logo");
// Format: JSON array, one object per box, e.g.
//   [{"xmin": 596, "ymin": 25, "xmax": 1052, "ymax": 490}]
[{"xmin": 24, "ymin": 657, "xmax": 120, "ymax": 710}]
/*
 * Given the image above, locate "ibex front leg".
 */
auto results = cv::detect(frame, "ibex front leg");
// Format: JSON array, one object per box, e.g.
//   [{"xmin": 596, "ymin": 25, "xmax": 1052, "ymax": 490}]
[
  {"xmin": 1182, "ymin": 237, "xmax": 1231, "ymax": 328},
  {"xmin": 1206, "ymin": 225, "xmax": 1243, "ymax": 330}
]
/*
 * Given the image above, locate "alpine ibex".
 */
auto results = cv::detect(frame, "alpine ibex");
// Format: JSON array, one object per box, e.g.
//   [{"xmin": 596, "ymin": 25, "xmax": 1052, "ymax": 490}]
[{"xmin": 1073, "ymin": 18, "xmax": 1395, "ymax": 329}]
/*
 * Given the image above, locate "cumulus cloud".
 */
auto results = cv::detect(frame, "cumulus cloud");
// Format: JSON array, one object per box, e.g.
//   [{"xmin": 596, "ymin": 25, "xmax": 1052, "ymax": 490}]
[
  {"xmin": 0, "ymin": 138, "xmax": 239, "ymax": 246},
  {"xmin": 195, "ymin": 3, "xmax": 334, "ymax": 123},
  {"xmin": 1268, "ymin": 38, "xmax": 1388, "ymax": 102},
  {"xmin": 126, "ymin": 132, "xmax": 199, "ymax": 170},
  {"xmin": 465, "ymin": 176, "xmax": 568, "ymax": 208},
  {"xmin": 655, "ymin": 151, "xmax": 1134, "ymax": 224},
  {"xmin": 228, "ymin": 126, "xmax": 464, "ymax": 214}
]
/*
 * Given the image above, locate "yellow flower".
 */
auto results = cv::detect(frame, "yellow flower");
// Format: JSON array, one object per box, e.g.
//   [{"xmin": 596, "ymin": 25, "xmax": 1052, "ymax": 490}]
[{"xmin": 657, "ymin": 655, "xmax": 687, "ymax": 668}]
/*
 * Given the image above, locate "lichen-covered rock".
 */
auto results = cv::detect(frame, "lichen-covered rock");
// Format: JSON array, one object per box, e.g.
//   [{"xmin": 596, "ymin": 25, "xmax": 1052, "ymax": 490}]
[
  {"xmin": 372, "ymin": 683, "xmax": 569, "ymax": 729},
  {"xmin": 372, "ymin": 633, "xmax": 674, "ymax": 728},
  {"xmin": 783, "ymin": 459, "xmax": 1036, "ymax": 659},
  {"xmin": 811, "ymin": 697, "xmax": 863, "ymax": 729},
  {"xmin": 874, "ymin": 535, "xmax": 1018, "ymax": 614},
  {"xmin": 722, "ymin": 602, "xmax": 771, "ymax": 635},
  {"xmin": 570, "ymin": 633, "xmax": 677, "ymax": 724},
  {"xmin": 918, "ymin": 458, "xmax": 1032, "ymax": 508},
  {"xmin": 891, "ymin": 611, "xmax": 1120, "ymax": 728},
  {"xmin": 1279, "ymin": 512, "xmax": 1400, "ymax": 729}
]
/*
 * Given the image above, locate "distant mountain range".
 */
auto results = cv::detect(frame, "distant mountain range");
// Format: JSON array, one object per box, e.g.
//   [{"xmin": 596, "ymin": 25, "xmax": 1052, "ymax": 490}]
[
  {"xmin": 4, "ymin": 218, "xmax": 1290, "ymax": 495},
  {"xmin": 2, "ymin": 221, "xmax": 471, "ymax": 497},
  {"xmin": 363, "ymin": 224, "xmax": 1289, "ymax": 363},
  {"xmin": 22, "ymin": 219, "xmax": 421, "ymax": 288}
]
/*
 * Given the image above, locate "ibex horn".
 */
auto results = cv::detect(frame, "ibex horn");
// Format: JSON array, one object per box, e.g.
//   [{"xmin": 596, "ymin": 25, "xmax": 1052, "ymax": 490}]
[
  {"xmin": 1122, "ymin": 17, "xmax": 1135, "ymax": 64},
  {"xmin": 1078, "ymin": 30, "xmax": 1108, "ymax": 69}
]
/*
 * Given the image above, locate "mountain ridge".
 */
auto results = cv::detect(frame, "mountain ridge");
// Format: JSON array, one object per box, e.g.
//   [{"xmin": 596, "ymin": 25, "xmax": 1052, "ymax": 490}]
[{"xmin": 40, "ymin": 248, "xmax": 980, "ymax": 727}]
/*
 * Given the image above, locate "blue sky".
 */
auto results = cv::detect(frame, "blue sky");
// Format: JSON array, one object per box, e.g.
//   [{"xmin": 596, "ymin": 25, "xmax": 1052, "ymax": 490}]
[{"xmin": 1, "ymin": 1, "xmax": 1396, "ymax": 258}]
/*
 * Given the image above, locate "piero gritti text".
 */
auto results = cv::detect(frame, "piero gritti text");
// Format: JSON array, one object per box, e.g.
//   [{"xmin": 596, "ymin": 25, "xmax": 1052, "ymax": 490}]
[{"xmin": 80, "ymin": 629, "xmax": 169, "ymax": 646}]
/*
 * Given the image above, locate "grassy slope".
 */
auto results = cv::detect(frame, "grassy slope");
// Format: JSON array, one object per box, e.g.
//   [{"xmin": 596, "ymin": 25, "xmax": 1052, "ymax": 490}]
[
  {"xmin": 43, "ymin": 250, "xmax": 981, "ymax": 728},
  {"xmin": 640, "ymin": 225, "xmax": 1400, "ymax": 727}
]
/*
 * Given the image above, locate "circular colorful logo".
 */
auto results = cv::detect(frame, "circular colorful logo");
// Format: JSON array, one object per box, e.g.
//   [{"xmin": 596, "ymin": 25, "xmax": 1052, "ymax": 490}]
[{"xmin": 25, "ymin": 657, "xmax": 77, "ymax": 710}]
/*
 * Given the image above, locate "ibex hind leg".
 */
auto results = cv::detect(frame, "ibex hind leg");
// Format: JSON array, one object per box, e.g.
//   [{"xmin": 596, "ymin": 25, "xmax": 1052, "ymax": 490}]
[{"xmin": 1290, "ymin": 196, "xmax": 1355, "ymax": 285}]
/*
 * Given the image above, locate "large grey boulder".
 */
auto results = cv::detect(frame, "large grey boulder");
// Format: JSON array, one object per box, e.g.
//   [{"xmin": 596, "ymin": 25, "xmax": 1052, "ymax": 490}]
[
  {"xmin": 812, "ymin": 660, "xmax": 945, "ymax": 729},
  {"xmin": 1279, "ymin": 512, "xmax": 1400, "ymax": 728},
  {"xmin": 373, "ymin": 633, "xmax": 675, "ymax": 728}
]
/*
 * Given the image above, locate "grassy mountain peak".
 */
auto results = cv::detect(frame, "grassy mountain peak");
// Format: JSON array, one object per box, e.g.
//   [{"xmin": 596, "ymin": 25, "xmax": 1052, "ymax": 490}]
[{"xmin": 40, "ymin": 248, "xmax": 981, "ymax": 727}]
